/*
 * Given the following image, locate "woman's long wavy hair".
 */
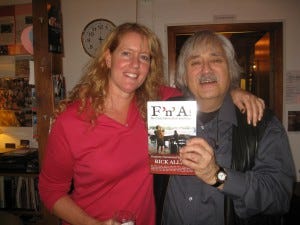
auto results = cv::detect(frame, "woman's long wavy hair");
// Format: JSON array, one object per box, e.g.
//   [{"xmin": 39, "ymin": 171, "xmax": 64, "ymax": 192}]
[
  {"xmin": 55, "ymin": 23, "xmax": 165, "ymax": 124},
  {"xmin": 175, "ymin": 30, "xmax": 242, "ymax": 95}
]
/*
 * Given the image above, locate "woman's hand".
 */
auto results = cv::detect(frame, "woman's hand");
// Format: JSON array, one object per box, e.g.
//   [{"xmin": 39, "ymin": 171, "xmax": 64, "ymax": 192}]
[{"xmin": 231, "ymin": 88, "xmax": 265, "ymax": 126}]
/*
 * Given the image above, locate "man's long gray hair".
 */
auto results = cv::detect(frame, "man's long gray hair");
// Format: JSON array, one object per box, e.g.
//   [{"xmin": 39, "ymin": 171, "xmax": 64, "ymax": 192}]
[{"xmin": 175, "ymin": 30, "xmax": 242, "ymax": 94}]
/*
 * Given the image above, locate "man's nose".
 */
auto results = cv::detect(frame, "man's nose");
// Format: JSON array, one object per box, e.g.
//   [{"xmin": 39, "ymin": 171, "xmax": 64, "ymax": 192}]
[{"xmin": 202, "ymin": 60, "xmax": 212, "ymax": 73}]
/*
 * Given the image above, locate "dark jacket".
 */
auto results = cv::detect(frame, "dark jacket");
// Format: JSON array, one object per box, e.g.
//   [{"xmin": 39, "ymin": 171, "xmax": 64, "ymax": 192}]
[{"xmin": 156, "ymin": 95, "xmax": 295, "ymax": 225}]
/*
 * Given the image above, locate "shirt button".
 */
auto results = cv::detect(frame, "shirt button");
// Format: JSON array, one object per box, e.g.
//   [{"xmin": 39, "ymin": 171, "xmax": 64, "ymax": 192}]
[{"xmin": 188, "ymin": 196, "xmax": 193, "ymax": 201}]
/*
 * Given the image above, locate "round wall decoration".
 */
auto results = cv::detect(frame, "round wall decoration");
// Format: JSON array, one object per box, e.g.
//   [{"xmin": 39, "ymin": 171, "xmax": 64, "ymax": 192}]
[
  {"xmin": 81, "ymin": 18, "xmax": 116, "ymax": 57},
  {"xmin": 21, "ymin": 25, "xmax": 34, "ymax": 55}
]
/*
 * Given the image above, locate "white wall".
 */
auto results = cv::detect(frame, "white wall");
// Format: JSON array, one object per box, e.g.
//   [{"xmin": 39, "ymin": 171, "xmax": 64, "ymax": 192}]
[
  {"xmin": 61, "ymin": 0, "xmax": 300, "ymax": 180},
  {"xmin": 61, "ymin": 0, "xmax": 137, "ymax": 91},
  {"xmin": 2, "ymin": 0, "xmax": 298, "ymax": 180},
  {"xmin": 135, "ymin": 0, "xmax": 300, "ymax": 180},
  {"xmin": 0, "ymin": 127, "xmax": 37, "ymax": 148},
  {"xmin": 0, "ymin": 0, "xmax": 136, "ymax": 150}
]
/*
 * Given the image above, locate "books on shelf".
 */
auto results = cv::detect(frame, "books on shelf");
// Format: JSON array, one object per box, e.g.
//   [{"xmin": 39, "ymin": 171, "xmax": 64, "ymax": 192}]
[
  {"xmin": 0, "ymin": 175, "xmax": 39, "ymax": 211},
  {"xmin": 147, "ymin": 100, "xmax": 197, "ymax": 175}
]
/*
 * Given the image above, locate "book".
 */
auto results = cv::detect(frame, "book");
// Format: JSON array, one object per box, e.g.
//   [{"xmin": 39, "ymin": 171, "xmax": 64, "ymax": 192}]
[
  {"xmin": 29, "ymin": 177, "xmax": 38, "ymax": 211},
  {"xmin": 0, "ymin": 176, "xmax": 4, "ymax": 208},
  {"xmin": 147, "ymin": 100, "xmax": 197, "ymax": 175}
]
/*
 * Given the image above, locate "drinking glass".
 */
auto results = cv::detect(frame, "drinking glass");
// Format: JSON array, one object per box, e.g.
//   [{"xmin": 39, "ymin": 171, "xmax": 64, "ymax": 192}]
[{"xmin": 113, "ymin": 210, "xmax": 136, "ymax": 225}]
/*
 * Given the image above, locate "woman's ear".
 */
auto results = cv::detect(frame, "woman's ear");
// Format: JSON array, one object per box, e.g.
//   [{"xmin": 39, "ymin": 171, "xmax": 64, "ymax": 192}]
[{"xmin": 105, "ymin": 50, "xmax": 112, "ymax": 68}]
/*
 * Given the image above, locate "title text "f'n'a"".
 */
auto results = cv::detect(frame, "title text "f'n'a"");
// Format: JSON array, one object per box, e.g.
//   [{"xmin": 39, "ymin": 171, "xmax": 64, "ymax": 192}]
[{"xmin": 150, "ymin": 105, "xmax": 191, "ymax": 117}]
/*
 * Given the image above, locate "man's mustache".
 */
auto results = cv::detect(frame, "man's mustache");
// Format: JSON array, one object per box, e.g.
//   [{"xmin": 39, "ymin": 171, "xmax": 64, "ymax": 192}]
[{"xmin": 197, "ymin": 73, "xmax": 218, "ymax": 84}]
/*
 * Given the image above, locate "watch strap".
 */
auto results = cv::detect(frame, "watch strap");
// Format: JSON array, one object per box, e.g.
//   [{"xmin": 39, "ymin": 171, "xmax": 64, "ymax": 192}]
[
  {"xmin": 211, "ymin": 166, "xmax": 227, "ymax": 188},
  {"xmin": 212, "ymin": 180, "xmax": 223, "ymax": 188}
]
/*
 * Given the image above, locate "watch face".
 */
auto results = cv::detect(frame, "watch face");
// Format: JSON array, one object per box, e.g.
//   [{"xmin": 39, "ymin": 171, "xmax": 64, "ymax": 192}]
[
  {"xmin": 217, "ymin": 171, "xmax": 227, "ymax": 181},
  {"xmin": 81, "ymin": 19, "xmax": 116, "ymax": 57}
]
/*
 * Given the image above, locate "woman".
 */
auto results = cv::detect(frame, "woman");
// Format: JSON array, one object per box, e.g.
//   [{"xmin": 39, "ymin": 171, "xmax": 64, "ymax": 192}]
[{"xmin": 38, "ymin": 23, "xmax": 264, "ymax": 225}]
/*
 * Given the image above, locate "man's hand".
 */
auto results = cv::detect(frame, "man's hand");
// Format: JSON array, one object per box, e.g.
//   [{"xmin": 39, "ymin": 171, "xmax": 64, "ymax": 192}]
[{"xmin": 179, "ymin": 138, "xmax": 219, "ymax": 185}]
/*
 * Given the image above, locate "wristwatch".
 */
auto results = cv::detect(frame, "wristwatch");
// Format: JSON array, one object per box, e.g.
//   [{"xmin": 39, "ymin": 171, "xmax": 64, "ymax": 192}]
[{"xmin": 212, "ymin": 166, "xmax": 227, "ymax": 187}]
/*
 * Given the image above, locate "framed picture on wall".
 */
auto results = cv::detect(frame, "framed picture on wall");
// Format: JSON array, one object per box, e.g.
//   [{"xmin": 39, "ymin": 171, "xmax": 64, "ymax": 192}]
[
  {"xmin": 0, "ymin": 16, "xmax": 15, "ymax": 45},
  {"xmin": 288, "ymin": 111, "xmax": 300, "ymax": 132},
  {"xmin": 47, "ymin": 3, "xmax": 63, "ymax": 53}
]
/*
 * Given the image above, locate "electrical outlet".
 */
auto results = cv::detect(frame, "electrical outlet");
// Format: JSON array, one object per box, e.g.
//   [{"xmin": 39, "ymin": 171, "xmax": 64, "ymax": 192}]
[
  {"xmin": 20, "ymin": 139, "xmax": 30, "ymax": 147},
  {"xmin": 5, "ymin": 143, "xmax": 16, "ymax": 149}
]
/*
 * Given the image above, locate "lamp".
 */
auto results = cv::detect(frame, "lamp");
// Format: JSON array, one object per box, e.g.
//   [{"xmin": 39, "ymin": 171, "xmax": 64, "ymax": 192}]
[{"xmin": 0, "ymin": 110, "xmax": 20, "ymax": 127}]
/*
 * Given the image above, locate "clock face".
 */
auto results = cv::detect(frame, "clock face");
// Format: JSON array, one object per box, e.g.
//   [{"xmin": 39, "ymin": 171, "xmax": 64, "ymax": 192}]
[{"xmin": 81, "ymin": 19, "xmax": 116, "ymax": 57}]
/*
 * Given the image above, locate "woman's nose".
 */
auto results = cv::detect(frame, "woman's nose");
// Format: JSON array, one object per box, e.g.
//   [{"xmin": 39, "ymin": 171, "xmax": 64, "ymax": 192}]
[{"xmin": 130, "ymin": 55, "xmax": 140, "ymax": 68}]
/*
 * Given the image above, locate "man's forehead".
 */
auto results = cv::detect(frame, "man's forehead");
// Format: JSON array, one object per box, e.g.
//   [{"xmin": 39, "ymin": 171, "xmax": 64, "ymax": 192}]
[{"xmin": 189, "ymin": 45, "xmax": 225, "ymax": 59}]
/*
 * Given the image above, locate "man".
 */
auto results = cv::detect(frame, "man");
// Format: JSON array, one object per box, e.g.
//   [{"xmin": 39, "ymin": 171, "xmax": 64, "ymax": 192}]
[{"xmin": 161, "ymin": 30, "xmax": 295, "ymax": 225}]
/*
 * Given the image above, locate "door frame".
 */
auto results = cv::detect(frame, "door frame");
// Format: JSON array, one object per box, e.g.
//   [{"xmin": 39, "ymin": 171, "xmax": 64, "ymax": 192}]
[{"xmin": 167, "ymin": 22, "xmax": 283, "ymax": 121}]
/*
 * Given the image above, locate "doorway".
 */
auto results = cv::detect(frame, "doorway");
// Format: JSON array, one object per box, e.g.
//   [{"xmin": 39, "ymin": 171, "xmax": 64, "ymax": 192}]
[{"xmin": 167, "ymin": 22, "xmax": 283, "ymax": 121}]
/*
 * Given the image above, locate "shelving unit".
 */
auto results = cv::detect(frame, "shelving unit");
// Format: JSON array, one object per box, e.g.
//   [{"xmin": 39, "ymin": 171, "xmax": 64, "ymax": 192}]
[
  {"xmin": 1, "ymin": 0, "xmax": 63, "ymax": 224},
  {"xmin": 0, "ymin": 148, "xmax": 40, "ymax": 224},
  {"xmin": 0, "ymin": 173, "xmax": 40, "ymax": 225}
]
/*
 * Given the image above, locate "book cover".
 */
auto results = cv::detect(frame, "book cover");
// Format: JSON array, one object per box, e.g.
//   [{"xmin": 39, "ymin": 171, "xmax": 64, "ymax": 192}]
[{"xmin": 147, "ymin": 100, "xmax": 197, "ymax": 175}]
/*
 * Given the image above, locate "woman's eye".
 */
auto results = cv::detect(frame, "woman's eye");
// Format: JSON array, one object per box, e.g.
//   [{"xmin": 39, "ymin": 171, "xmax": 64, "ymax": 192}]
[
  {"xmin": 121, "ymin": 51, "xmax": 131, "ymax": 57},
  {"xmin": 140, "ymin": 54, "xmax": 151, "ymax": 63}
]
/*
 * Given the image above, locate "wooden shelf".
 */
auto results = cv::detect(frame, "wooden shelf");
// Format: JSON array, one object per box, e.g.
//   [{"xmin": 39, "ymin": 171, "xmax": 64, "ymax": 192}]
[
  {"xmin": 1, "ymin": 208, "xmax": 41, "ymax": 215},
  {"xmin": 0, "ymin": 172, "xmax": 38, "ymax": 177}
]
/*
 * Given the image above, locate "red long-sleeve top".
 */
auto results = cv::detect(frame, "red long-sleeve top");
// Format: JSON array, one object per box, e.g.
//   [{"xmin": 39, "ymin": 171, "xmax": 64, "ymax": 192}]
[{"xmin": 38, "ymin": 86, "xmax": 181, "ymax": 225}]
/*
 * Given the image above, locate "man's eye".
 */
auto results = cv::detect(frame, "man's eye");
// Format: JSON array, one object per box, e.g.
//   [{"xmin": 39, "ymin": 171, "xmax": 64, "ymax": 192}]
[
  {"xmin": 211, "ymin": 58, "xmax": 223, "ymax": 63},
  {"xmin": 190, "ymin": 61, "xmax": 201, "ymax": 66}
]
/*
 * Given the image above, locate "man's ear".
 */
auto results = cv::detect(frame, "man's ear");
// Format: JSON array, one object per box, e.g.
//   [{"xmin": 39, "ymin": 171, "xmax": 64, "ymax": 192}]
[{"xmin": 105, "ymin": 50, "xmax": 112, "ymax": 68}]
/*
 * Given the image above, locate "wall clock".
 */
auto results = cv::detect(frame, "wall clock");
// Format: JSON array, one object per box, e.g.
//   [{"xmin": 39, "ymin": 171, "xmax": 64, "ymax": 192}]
[{"xmin": 81, "ymin": 18, "xmax": 116, "ymax": 57}]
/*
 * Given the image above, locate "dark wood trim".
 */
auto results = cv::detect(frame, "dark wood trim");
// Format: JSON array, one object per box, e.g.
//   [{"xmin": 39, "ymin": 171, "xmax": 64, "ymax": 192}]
[
  {"xmin": 32, "ymin": 0, "xmax": 63, "ymax": 165},
  {"xmin": 33, "ymin": 1, "xmax": 62, "ymax": 224}
]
